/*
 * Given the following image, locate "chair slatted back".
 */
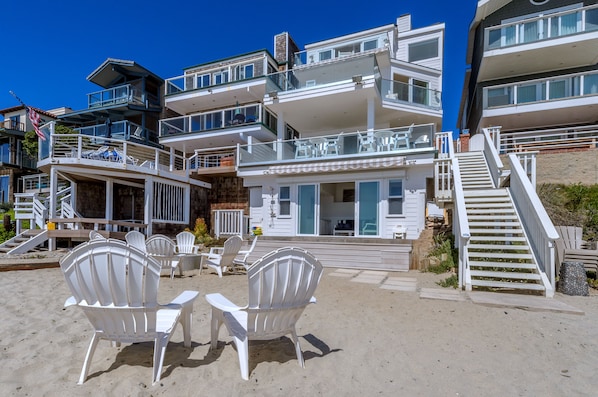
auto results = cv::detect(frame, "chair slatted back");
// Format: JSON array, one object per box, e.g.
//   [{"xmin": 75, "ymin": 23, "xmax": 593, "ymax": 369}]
[
  {"xmin": 220, "ymin": 235, "xmax": 243, "ymax": 266},
  {"xmin": 176, "ymin": 231, "xmax": 197, "ymax": 254},
  {"xmin": 60, "ymin": 239, "xmax": 163, "ymax": 342},
  {"xmin": 246, "ymin": 247, "xmax": 322, "ymax": 338},
  {"xmin": 125, "ymin": 230, "xmax": 147, "ymax": 252}
]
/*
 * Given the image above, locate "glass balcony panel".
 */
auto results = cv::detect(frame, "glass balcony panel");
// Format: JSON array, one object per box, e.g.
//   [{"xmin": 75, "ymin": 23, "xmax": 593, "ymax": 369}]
[
  {"xmin": 379, "ymin": 78, "xmax": 441, "ymax": 110},
  {"xmin": 586, "ymin": 8, "xmax": 598, "ymax": 31},
  {"xmin": 487, "ymin": 87, "xmax": 513, "ymax": 107},
  {"xmin": 584, "ymin": 74, "xmax": 598, "ymax": 95},
  {"xmin": 517, "ymin": 83, "xmax": 542, "ymax": 104}
]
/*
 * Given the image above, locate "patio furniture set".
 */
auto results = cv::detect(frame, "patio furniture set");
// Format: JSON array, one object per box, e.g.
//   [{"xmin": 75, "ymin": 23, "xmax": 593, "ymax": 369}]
[{"xmin": 59, "ymin": 232, "xmax": 321, "ymax": 384}]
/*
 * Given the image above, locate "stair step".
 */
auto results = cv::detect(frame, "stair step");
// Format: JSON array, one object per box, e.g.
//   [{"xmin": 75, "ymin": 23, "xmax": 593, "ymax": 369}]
[
  {"xmin": 469, "ymin": 261, "xmax": 537, "ymax": 269},
  {"xmin": 470, "ymin": 279, "xmax": 545, "ymax": 291},
  {"xmin": 463, "ymin": 189, "xmax": 508, "ymax": 196},
  {"xmin": 468, "ymin": 215, "xmax": 518, "ymax": 221},
  {"xmin": 469, "ymin": 235, "xmax": 527, "ymax": 242},
  {"xmin": 467, "ymin": 251, "xmax": 533, "ymax": 259},
  {"xmin": 469, "ymin": 270, "xmax": 542, "ymax": 280},
  {"xmin": 465, "ymin": 203, "xmax": 514, "ymax": 208},
  {"xmin": 468, "ymin": 243, "xmax": 530, "ymax": 251},
  {"xmin": 469, "ymin": 229, "xmax": 524, "ymax": 235},
  {"xmin": 466, "ymin": 208, "xmax": 515, "ymax": 214}
]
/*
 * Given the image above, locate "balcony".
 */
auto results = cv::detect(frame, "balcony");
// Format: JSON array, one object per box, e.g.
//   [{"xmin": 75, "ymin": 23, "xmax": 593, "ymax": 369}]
[
  {"xmin": 0, "ymin": 143, "xmax": 36, "ymax": 169},
  {"xmin": 87, "ymin": 82, "xmax": 159, "ymax": 109},
  {"xmin": 159, "ymin": 103, "xmax": 279, "ymax": 151},
  {"xmin": 378, "ymin": 78, "xmax": 442, "ymax": 110},
  {"xmin": 0, "ymin": 119, "xmax": 25, "ymax": 133},
  {"xmin": 76, "ymin": 120, "xmax": 157, "ymax": 143},
  {"xmin": 238, "ymin": 124, "xmax": 436, "ymax": 168},
  {"xmin": 482, "ymin": 70, "xmax": 598, "ymax": 129},
  {"xmin": 188, "ymin": 147, "xmax": 237, "ymax": 175},
  {"xmin": 164, "ymin": 53, "xmax": 275, "ymax": 115},
  {"xmin": 480, "ymin": 4, "xmax": 598, "ymax": 80}
]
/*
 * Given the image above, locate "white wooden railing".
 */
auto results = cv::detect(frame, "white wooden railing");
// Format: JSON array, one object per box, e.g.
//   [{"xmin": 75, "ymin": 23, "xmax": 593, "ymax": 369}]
[
  {"xmin": 212, "ymin": 210, "xmax": 250, "ymax": 238},
  {"xmin": 482, "ymin": 127, "xmax": 506, "ymax": 187},
  {"xmin": 433, "ymin": 131, "xmax": 454, "ymax": 202},
  {"xmin": 451, "ymin": 157, "xmax": 471, "ymax": 291},
  {"xmin": 508, "ymin": 153, "xmax": 559, "ymax": 297}
]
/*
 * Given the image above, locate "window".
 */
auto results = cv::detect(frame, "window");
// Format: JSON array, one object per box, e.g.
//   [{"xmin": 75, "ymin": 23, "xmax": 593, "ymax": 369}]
[
  {"xmin": 319, "ymin": 50, "xmax": 332, "ymax": 61},
  {"xmin": 213, "ymin": 70, "xmax": 229, "ymax": 85},
  {"xmin": 244, "ymin": 64, "xmax": 254, "ymax": 79},
  {"xmin": 279, "ymin": 186, "xmax": 290, "ymax": 216},
  {"xmin": 388, "ymin": 179, "xmax": 403, "ymax": 215},
  {"xmin": 9, "ymin": 115, "xmax": 20, "ymax": 130},
  {"xmin": 408, "ymin": 38, "xmax": 439, "ymax": 62},
  {"xmin": 363, "ymin": 39, "xmax": 378, "ymax": 51},
  {"xmin": 197, "ymin": 74, "xmax": 210, "ymax": 88}
]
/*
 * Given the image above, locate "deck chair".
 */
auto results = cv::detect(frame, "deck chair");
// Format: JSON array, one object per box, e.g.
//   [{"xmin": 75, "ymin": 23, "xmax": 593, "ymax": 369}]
[
  {"xmin": 60, "ymin": 239, "xmax": 199, "ymax": 385},
  {"xmin": 125, "ymin": 230, "xmax": 146, "ymax": 252},
  {"xmin": 205, "ymin": 247, "xmax": 323, "ymax": 380},
  {"xmin": 232, "ymin": 235, "xmax": 259, "ymax": 271},
  {"xmin": 200, "ymin": 235, "xmax": 243, "ymax": 277},
  {"xmin": 175, "ymin": 231, "xmax": 200, "ymax": 255},
  {"xmin": 88, "ymin": 230, "xmax": 106, "ymax": 240},
  {"xmin": 146, "ymin": 234, "xmax": 180, "ymax": 278},
  {"xmin": 358, "ymin": 132, "xmax": 376, "ymax": 152},
  {"xmin": 555, "ymin": 226, "xmax": 598, "ymax": 275}
]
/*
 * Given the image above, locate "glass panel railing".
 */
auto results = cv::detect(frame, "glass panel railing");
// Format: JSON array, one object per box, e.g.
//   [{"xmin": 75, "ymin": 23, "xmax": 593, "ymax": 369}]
[
  {"xmin": 88, "ymin": 84, "xmax": 133, "ymax": 108},
  {"xmin": 75, "ymin": 120, "xmax": 153, "ymax": 141},
  {"xmin": 267, "ymin": 55, "xmax": 376, "ymax": 94},
  {"xmin": 379, "ymin": 78, "xmax": 442, "ymax": 110},
  {"xmin": 293, "ymin": 33, "xmax": 390, "ymax": 66},
  {"xmin": 238, "ymin": 124, "xmax": 436, "ymax": 166},
  {"xmin": 484, "ymin": 71, "xmax": 598, "ymax": 109},
  {"xmin": 159, "ymin": 104, "xmax": 264, "ymax": 136},
  {"xmin": 485, "ymin": 4, "xmax": 598, "ymax": 50},
  {"xmin": 164, "ymin": 56, "xmax": 271, "ymax": 96}
]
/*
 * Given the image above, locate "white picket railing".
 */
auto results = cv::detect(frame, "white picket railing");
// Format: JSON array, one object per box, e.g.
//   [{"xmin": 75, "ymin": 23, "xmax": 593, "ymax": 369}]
[{"xmin": 212, "ymin": 210, "xmax": 250, "ymax": 238}]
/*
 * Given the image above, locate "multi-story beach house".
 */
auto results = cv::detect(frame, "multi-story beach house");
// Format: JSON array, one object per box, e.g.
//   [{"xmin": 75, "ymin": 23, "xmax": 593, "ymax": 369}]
[
  {"xmin": 459, "ymin": 0, "xmax": 598, "ymax": 160},
  {"xmin": 162, "ymin": 15, "xmax": 445, "ymax": 240},
  {"xmin": 0, "ymin": 106, "xmax": 56, "ymax": 203}
]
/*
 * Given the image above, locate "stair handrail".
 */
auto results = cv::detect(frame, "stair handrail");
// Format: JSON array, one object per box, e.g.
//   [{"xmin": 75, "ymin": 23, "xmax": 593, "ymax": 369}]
[
  {"xmin": 482, "ymin": 127, "xmax": 506, "ymax": 188},
  {"xmin": 32, "ymin": 195, "xmax": 48, "ymax": 230},
  {"xmin": 451, "ymin": 156, "xmax": 471, "ymax": 290},
  {"xmin": 507, "ymin": 153, "xmax": 559, "ymax": 295}
]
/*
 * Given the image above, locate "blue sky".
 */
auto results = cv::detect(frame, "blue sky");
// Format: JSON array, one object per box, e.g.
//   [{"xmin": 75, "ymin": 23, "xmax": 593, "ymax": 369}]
[{"xmin": 1, "ymin": 0, "xmax": 478, "ymax": 133}]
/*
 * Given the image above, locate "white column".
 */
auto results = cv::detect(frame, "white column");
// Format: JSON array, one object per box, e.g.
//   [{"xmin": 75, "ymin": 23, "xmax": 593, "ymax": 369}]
[
  {"xmin": 144, "ymin": 178, "xmax": 153, "ymax": 235},
  {"xmin": 276, "ymin": 111, "xmax": 285, "ymax": 160},
  {"xmin": 48, "ymin": 167, "xmax": 58, "ymax": 251},
  {"xmin": 367, "ymin": 97, "xmax": 375, "ymax": 132},
  {"xmin": 105, "ymin": 180, "xmax": 113, "ymax": 231}
]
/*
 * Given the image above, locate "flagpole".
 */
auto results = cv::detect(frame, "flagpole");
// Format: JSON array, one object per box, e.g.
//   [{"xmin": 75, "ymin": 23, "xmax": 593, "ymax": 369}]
[
  {"xmin": 8, "ymin": 90, "xmax": 46, "ymax": 141},
  {"xmin": 8, "ymin": 90, "xmax": 27, "ymax": 107}
]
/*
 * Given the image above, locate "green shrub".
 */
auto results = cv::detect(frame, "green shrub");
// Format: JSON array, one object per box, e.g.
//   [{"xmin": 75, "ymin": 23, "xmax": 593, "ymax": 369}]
[{"xmin": 427, "ymin": 232, "xmax": 457, "ymax": 274}]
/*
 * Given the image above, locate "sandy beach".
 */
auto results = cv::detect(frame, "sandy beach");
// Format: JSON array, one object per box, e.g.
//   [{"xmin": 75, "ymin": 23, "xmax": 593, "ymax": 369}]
[{"xmin": 1, "ymin": 263, "xmax": 598, "ymax": 397}]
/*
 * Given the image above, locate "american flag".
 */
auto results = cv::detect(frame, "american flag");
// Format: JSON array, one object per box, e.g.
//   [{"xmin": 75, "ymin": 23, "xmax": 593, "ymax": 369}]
[{"xmin": 27, "ymin": 107, "xmax": 46, "ymax": 141}]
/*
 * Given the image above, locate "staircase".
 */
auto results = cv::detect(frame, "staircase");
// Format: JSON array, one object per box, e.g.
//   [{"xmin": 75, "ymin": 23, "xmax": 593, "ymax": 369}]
[
  {"xmin": 456, "ymin": 152, "xmax": 546, "ymax": 294},
  {"xmin": 0, "ymin": 229, "xmax": 49, "ymax": 255}
]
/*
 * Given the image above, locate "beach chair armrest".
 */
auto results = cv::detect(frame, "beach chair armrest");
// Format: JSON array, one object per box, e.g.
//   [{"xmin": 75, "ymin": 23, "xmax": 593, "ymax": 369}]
[{"xmin": 205, "ymin": 293, "xmax": 246, "ymax": 312}]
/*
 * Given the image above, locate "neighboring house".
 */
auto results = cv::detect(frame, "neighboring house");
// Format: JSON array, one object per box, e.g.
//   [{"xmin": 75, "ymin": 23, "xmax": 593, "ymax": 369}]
[
  {"xmin": 459, "ymin": 0, "xmax": 598, "ymax": 154},
  {"xmin": 0, "ymin": 106, "xmax": 56, "ymax": 203}
]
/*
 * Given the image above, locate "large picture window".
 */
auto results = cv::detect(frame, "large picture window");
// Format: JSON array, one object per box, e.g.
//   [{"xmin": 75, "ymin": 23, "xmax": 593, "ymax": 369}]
[{"xmin": 408, "ymin": 38, "xmax": 439, "ymax": 62}]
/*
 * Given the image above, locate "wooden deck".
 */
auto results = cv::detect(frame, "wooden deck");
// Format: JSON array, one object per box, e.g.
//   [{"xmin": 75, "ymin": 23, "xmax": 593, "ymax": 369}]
[{"xmin": 242, "ymin": 236, "xmax": 412, "ymax": 272}]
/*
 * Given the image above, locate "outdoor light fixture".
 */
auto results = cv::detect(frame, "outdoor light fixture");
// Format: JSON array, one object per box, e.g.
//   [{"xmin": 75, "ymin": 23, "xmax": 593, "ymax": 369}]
[
  {"xmin": 268, "ymin": 91, "xmax": 278, "ymax": 99},
  {"xmin": 352, "ymin": 75, "xmax": 363, "ymax": 85}
]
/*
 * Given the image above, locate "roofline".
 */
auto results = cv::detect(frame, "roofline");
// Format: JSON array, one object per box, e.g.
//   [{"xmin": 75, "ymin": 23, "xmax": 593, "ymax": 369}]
[
  {"xmin": 0, "ymin": 105, "xmax": 57, "ymax": 119},
  {"xmin": 87, "ymin": 58, "xmax": 164, "ymax": 83},
  {"xmin": 183, "ymin": 49, "xmax": 278, "ymax": 71}
]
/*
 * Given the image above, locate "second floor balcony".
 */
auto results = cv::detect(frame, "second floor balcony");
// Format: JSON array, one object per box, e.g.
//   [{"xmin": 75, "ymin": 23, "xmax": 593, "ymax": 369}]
[
  {"xmin": 482, "ymin": 70, "xmax": 598, "ymax": 129},
  {"xmin": 0, "ymin": 119, "xmax": 26, "ymax": 133},
  {"xmin": 480, "ymin": 4, "xmax": 598, "ymax": 80},
  {"xmin": 378, "ymin": 78, "xmax": 442, "ymax": 110},
  {"xmin": 238, "ymin": 124, "xmax": 436, "ymax": 168}
]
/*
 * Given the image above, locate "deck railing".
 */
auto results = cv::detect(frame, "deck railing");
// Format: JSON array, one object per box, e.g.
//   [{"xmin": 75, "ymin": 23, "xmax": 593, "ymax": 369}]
[
  {"xmin": 498, "ymin": 124, "xmax": 598, "ymax": 153},
  {"xmin": 160, "ymin": 103, "xmax": 264, "ymax": 137},
  {"xmin": 238, "ymin": 124, "xmax": 436, "ymax": 166},
  {"xmin": 0, "ymin": 119, "xmax": 25, "ymax": 132},
  {"xmin": 47, "ymin": 132, "xmax": 188, "ymax": 175},
  {"xmin": 76, "ymin": 120, "xmax": 155, "ymax": 142},
  {"xmin": 212, "ymin": 209, "xmax": 248, "ymax": 238},
  {"xmin": 188, "ymin": 147, "xmax": 237, "ymax": 170},
  {"xmin": 433, "ymin": 131, "xmax": 454, "ymax": 202},
  {"xmin": 508, "ymin": 153, "xmax": 558, "ymax": 296},
  {"xmin": 484, "ymin": 70, "xmax": 598, "ymax": 110},
  {"xmin": 485, "ymin": 4, "xmax": 598, "ymax": 51},
  {"xmin": 378, "ymin": 78, "xmax": 442, "ymax": 110}
]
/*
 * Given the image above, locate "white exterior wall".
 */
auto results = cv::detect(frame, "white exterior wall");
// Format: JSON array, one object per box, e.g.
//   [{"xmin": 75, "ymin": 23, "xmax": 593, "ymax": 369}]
[
  {"xmin": 395, "ymin": 28, "xmax": 444, "ymax": 72},
  {"xmin": 245, "ymin": 164, "xmax": 433, "ymax": 239}
]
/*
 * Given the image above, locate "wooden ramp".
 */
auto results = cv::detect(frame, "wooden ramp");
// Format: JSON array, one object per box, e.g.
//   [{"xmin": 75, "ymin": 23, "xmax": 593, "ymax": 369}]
[{"xmin": 243, "ymin": 237, "xmax": 412, "ymax": 272}]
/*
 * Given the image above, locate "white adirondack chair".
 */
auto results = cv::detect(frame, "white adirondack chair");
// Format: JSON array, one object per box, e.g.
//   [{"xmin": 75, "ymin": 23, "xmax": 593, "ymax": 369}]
[
  {"xmin": 232, "ymin": 235, "xmax": 259, "ymax": 271},
  {"xmin": 200, "ymin": 235, "xmax": 243, "ymax": 277},
  {"xmin": 175, "ymin": 231, "xmax": 200, "ymax": 255},
  {"xmin": 60, "ymin": 239, "xmax": 199, "ymax": 385},
  {"xmin": 146, "ymin": 234, "xmax": 180, "ymax": 278},
  {"xmin": 125, "ymin": 230, "xmax": 146, "ymax": 252},
  {"xmin": 205, "ymin": 247, "xmax": 323, "ymax": 380},
  {"xmin": 88, "ymin": 230, "xmax": 105, "ymax": 240}
]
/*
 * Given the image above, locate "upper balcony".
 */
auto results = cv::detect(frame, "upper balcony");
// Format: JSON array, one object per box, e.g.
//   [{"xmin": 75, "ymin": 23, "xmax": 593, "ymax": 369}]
[
  {"xmin": 87, "ymin": 81, "xmax": 160, "ymax": 110},
  {"xmin": 265, "ymin": 52, "xmax": 442, "ymax": 132},
  {"xmin": 159, "ymin": 103, "xmax": 278, "ymax": 152},
  {"xmin": 0, "ymin": 119, "xmax": 26, "ymax": 134},
  {"xmin": 76, "ymin": 120, "xmax": 158, "ymax": 143},
  {"xmin": 237, "ymin": 123, "xmax": 436, "ymax": 170},
  {"xmin": 482, "ymin": 69, "xmax": 598, "ymax": 130},
  {"xmin": 479, "ymin": 4, "xmax": 598, "ymax": 81},
  {"xmin": 0, "ymin": 142, "xmax": 36, "ymax": 169},
  {"xmin": 164, "ymin": 52, "xmax": 277, "ymax": 115}
]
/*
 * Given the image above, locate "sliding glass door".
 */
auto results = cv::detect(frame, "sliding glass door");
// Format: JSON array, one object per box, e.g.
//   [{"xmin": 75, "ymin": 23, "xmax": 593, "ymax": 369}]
[
  {"xmin": 357, "ymin": 181, "xmax": 379, "ymax": 236},
  {"xmin": 297, "ymin": 184, "xmax": 317, "ymax": 235}
]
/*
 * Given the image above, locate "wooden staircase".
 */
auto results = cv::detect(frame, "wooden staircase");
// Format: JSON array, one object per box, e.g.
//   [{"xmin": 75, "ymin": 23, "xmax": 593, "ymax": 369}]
[
  {"xmin": 0, "ymin": 229, "xmax": 48, "ymax": 255},
  {"xmin": 456, "ymin": 152, "xmax": 546, "ymax": 294}
]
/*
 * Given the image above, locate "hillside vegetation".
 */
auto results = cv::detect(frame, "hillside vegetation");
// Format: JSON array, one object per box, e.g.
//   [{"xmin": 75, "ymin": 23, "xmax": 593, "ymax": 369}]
[{"xmin": 538, "ymin": 183, "xmax": 598, "ymax": 242}]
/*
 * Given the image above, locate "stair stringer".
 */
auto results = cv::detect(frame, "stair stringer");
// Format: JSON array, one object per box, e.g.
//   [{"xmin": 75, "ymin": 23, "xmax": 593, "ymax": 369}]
[{"xmin": 6, "ymin": 230, "xmax": 49, "ymax": 255}]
